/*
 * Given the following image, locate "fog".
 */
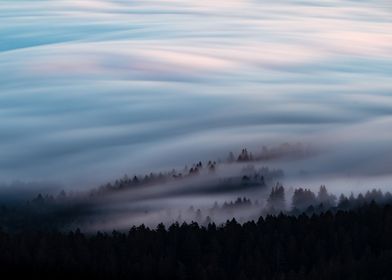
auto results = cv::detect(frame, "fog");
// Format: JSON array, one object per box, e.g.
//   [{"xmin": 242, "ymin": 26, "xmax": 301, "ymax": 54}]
[
  {"xmin": 1, "ymin": 0, "xmax": 392, "ymax": 194},
  {"xmin": 1, "ymin": 146, "xmax": 392, "ymax": 231}
]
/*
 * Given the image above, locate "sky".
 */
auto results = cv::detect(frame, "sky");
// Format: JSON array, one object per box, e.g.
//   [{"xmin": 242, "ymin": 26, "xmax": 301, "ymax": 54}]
[{"xmin": 1, "ymin": 0, "xmax": 392, "ymax": 190}]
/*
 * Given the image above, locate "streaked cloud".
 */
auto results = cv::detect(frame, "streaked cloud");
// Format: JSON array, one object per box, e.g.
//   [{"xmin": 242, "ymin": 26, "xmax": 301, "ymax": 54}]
[{"xmin": 0, "ymin": 0, "xmax": 391, "ymax": 188}]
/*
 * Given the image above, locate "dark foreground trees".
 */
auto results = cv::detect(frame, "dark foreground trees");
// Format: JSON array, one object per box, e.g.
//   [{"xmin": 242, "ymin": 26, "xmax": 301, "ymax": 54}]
[{"xmin": 1, "ymin": 203, "xmax": 392, "ymax": 280}]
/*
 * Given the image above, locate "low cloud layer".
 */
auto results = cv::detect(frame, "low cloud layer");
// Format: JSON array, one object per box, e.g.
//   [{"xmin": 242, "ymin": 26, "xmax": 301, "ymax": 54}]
[{"xmin": 0, "ymin": 0, "xmax": 392, "ymax": 190}]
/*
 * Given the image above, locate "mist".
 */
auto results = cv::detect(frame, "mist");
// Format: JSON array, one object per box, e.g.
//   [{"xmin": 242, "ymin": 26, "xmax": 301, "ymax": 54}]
[
  {"xmin": 1, "ymin": 0, "xmax": 392, "ymax": 190},
  {"xmin": 0, "ymin": 144, "xmax": 390, "ymax": 232}
]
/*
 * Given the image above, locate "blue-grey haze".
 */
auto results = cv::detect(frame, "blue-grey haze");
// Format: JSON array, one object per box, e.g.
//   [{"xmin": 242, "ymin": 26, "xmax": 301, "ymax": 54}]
[{"xmin": 0, "ymin": 0, "xmax": 392, "ymax": 190}]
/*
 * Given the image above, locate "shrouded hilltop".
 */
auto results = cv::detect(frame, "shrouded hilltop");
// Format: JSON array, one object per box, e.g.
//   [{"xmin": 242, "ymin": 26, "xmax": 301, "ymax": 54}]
[{"xmin": 0, "ymin": 147, "xmax": 391, "ymax": 233}]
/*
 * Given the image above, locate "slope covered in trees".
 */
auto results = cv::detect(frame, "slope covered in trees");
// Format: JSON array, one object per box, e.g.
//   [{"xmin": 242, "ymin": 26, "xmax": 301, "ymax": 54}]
[
  {"xmin": 0, "ymin": 146, "xmax": 391, "ymax": 279},
  {"xmin": 1, "ymin": 202, "xmax": 392, "ymax": 279}
]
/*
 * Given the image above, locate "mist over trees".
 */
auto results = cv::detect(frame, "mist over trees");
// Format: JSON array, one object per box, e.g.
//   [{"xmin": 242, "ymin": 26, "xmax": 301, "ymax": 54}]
[
  {"xmin": 87, "ymin": 144, "xmax": 306, "ymax": 197},
  {"xmin": 230, "ymin": 143, "xmax": 314, "ymax": 163},
  {"xmin": 1, "ymin": 182, "xmax": 392, "ymax": 232},
  {"xmin": 266, "ymin": 183, "xmax": 285, "ymax": 213},
  {"xmin": 0, "ymin": 146, "xmax": 392, "ymax": 279}
]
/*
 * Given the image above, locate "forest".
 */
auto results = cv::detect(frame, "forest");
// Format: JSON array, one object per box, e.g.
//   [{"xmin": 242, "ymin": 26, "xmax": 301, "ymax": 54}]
[
  {"xmin": 1, "ymin": 202, "xmax": 392, "ymax": 279},
  {"xmin": 1, "ymin": 147, "xmax": 392, "ymax": 279}
]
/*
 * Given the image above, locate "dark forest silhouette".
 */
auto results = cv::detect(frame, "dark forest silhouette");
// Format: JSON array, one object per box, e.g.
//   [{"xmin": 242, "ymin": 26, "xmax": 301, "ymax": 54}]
[{"xmin": 1, "ymin": 202, "xmax": 392, "ymax": 279}]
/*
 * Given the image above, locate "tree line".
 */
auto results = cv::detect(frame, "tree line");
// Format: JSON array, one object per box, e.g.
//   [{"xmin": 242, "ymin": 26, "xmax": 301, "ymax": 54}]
[{"xmin": 1, "ymin": 202, "xmax": 392, "ymax": 279}]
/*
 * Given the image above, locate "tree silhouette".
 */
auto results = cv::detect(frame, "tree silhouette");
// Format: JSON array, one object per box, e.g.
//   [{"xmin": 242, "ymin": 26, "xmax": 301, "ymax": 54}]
[
  {"xmin": 292, "ymin": 188, "xmax": 316, "ymax": 210},
  {"xmin": 266, "ymin": 183, "xmax": 286, "ymax": 212}
]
